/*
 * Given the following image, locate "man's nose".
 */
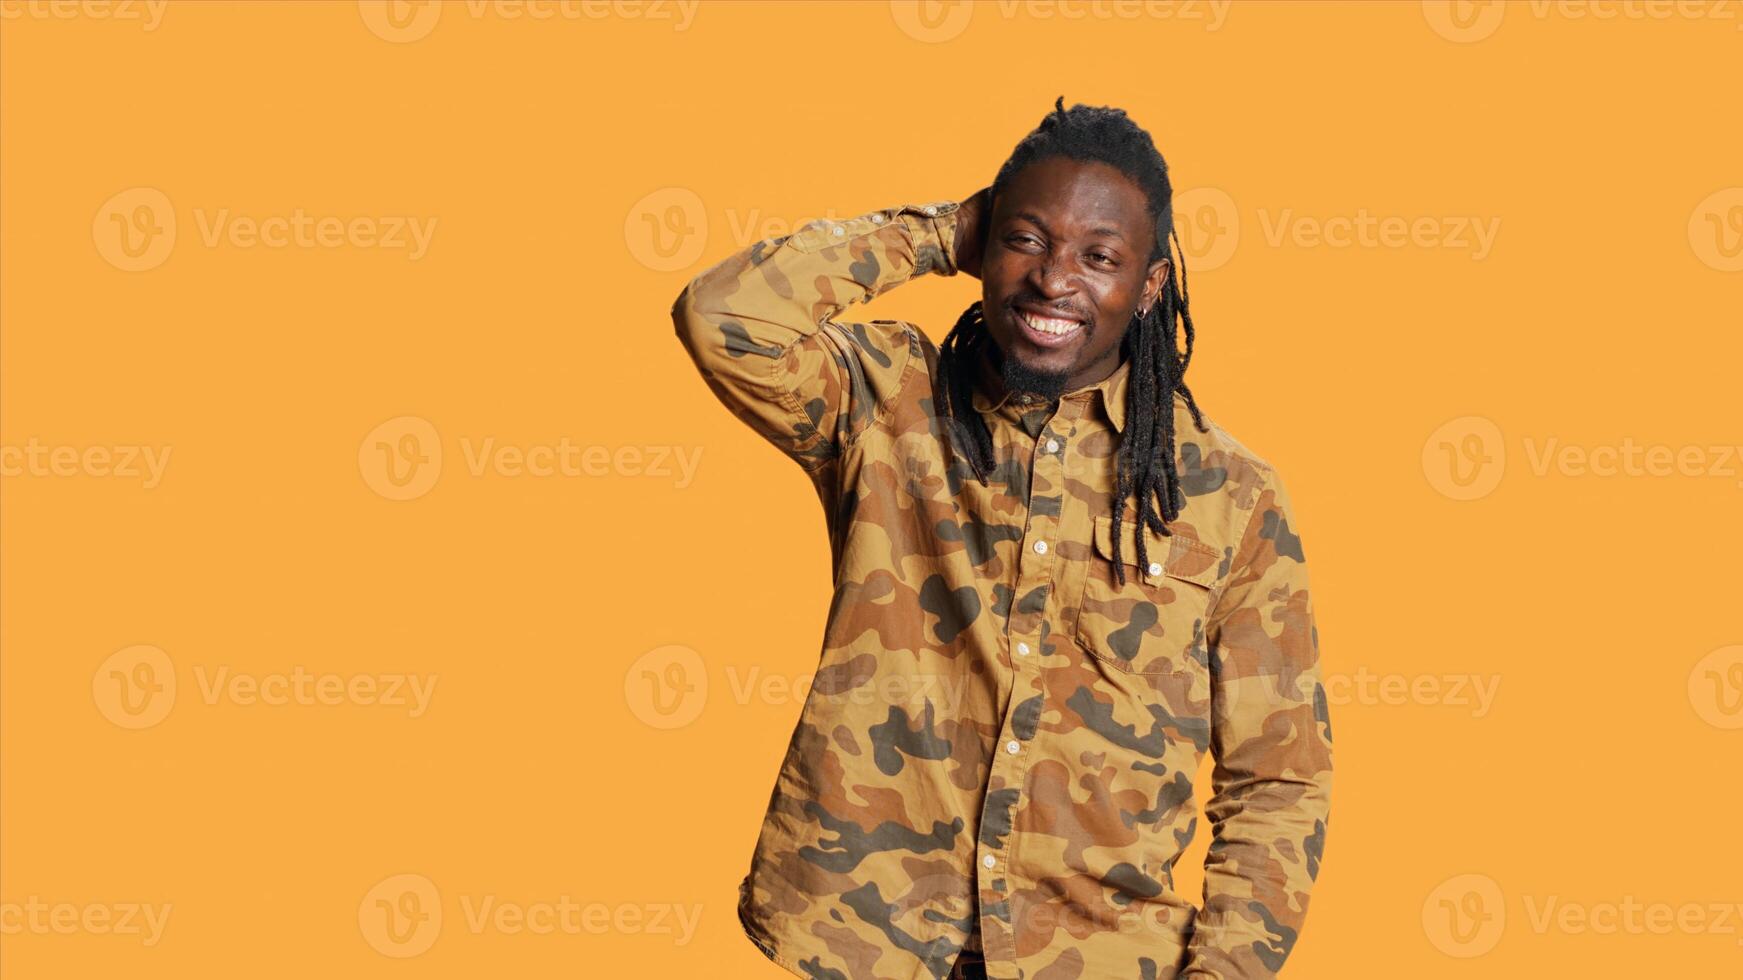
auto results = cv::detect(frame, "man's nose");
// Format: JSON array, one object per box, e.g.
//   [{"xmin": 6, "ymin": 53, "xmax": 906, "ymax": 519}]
[{"xmin": 1027, "ymin": 255, "xmax": 1073, "ymax": 297}]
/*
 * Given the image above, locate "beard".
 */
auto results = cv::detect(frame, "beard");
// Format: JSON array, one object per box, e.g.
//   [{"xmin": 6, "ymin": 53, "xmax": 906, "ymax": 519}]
[{"xmin": 992, "ymin": 337, "xmax": 1072, "ymax": 401}]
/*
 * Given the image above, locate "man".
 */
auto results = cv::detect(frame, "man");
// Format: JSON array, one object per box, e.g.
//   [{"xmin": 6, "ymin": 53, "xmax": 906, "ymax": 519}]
[{"xmin": 672, "ymin": 98, "xmax": 1333, "ymax": 980}]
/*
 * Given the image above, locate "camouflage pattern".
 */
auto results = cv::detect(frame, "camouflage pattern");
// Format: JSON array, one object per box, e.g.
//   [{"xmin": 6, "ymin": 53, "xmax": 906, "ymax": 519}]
[{"xmin": 672, "ymin": 199, "xmax": 1333, "ymax": 980}]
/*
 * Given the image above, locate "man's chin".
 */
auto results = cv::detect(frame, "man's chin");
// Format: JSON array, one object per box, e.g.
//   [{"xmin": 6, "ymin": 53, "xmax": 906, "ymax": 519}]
[{"xmin": 999, "ymin": 349, "xmax": 1072, "ymax": 401}]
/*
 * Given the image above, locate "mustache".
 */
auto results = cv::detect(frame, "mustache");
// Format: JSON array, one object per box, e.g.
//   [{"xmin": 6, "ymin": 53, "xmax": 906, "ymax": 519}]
[{"xmin": 1009, "ymin": 298, "xmax": 1092, "ymax": 324}]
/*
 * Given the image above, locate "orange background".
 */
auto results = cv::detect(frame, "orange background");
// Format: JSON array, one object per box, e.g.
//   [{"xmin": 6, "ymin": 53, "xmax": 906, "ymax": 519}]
[{"xmin": 3, "ymin": 1, "xmax": 1741, "ymax": 976}]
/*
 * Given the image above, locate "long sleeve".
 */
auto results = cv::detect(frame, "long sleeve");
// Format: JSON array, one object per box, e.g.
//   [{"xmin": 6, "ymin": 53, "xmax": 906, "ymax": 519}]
[
  {"xmin": 671, "ymin": 199, "xmax": 961, "ymax": 470},
  {"xmin": 1183, "ymin": 466, "xmax": 1334, "ymax": 978}
]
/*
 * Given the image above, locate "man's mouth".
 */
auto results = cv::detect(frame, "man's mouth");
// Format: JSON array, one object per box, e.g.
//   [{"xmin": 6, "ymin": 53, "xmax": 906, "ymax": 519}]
[{"xmin": 1013, "ymin": 307, "xmax": 1087, "ymax": 349}]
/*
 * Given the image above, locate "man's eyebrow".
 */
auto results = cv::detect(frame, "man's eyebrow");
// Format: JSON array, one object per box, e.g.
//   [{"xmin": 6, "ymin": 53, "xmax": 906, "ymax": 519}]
[{"xmin": 1008, "ymin": 210, "xmax": 1128, "ymax": 243}]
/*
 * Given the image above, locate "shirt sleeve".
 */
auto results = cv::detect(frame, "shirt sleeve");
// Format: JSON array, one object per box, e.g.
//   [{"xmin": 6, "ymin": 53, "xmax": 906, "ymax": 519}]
[
  {"xmin": 670, "ymin": 199, "xmax": 962, "ymax": 470},
  {"xmin": 1182, "ymin": 466, "xmax": 1334, "ymax": 978}
]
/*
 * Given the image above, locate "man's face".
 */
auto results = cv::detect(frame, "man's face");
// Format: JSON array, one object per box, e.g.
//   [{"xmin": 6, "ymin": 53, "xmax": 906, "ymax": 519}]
[{"xmin": 980, "ymin": 156, "xmax": 1171, "ymax": 397}]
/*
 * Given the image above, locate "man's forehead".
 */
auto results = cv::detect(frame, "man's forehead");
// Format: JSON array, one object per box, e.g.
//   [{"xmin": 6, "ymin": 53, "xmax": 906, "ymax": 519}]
[{"xmin": 1000, "ymin": 159, "xmax": 1149, "ymax": 239}]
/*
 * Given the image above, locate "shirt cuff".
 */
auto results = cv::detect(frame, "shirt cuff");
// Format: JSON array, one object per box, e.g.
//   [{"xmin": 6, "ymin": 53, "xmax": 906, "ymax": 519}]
[{"xmin": 894, "ymin": 199, "xmax": 961, "ymax": 277}]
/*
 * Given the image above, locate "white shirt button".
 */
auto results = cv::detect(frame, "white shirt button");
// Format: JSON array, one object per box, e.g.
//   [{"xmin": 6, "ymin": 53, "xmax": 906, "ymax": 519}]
[
  {"xmin": 831, "ymin": 225, "xmax": 844, "ymax": 236},
  {"xmin": 1033, "ymin": 540, "xmax": 1047, "ymax": 555},
  {"xmin": 923, "ymin": 205, "xmax": 937, "ymax": 216},
  {"xmin": 871, "ymin": 213, "xmax": 884, "ymax": 223},
  {"xmin": 1016, "ymin": 642, "xmax": 1030, "ymax": 656},
  {"xmin": 982, "ymin": 854, "xmax": 996, "ymax": 868},
  {"xmin": 1005, "ymin": 740, "xmax": 1020, "ymax": 754},
  {"xmin": 1149, "ymin": 562, "xmax": 1163, "ymax": 576},
  {"xmin": 1044, "ymin": 438, "xmax": 1059, "ymax": 453}
]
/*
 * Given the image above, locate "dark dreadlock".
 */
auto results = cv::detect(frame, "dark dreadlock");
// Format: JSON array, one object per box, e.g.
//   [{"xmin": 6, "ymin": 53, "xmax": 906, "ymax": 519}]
[{"xmin": 935, "ymin": 96, "xmax": 1209, "ymax": 587}]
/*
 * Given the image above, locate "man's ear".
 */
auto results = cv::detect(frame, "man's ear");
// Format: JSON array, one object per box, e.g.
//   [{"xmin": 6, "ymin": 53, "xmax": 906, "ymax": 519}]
[{"xmin": 1143, "ymin": 257, "xmax": 1172, "ymax": 309}]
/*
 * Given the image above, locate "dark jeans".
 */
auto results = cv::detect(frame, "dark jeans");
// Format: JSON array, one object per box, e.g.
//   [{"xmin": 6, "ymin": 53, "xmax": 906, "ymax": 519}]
[{"xmin": 947, "ymin": 929, "xmax": 987, "ymax": 980}]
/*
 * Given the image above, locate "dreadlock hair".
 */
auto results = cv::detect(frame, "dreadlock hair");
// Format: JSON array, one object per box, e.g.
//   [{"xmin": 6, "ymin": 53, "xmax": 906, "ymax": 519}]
[{"xmin": 935, "ymin": 96, "xmax": 1209, "ymax": 587}]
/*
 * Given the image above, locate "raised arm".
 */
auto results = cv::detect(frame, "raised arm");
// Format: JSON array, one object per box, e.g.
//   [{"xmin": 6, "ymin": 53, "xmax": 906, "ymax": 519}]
[
  {"xmin": 670, "ymin": 198, "xmax": 964, "ymax": 470},
  {"xmin": 1183, "ymin": 467, "xmax": 1335, "ymax": 978}
]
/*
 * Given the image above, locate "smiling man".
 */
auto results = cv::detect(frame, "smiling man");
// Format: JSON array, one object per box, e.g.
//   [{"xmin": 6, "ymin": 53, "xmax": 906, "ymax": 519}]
[{"xmin": 672, "ymin": 98, "xmax": 1333, "ymax": 980}]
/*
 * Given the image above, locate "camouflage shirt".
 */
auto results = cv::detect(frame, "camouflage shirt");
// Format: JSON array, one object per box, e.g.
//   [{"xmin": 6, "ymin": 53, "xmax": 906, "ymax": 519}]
[{"xmin": 671, "ymin": 198, "xmax": 1333, "ymax": 980}]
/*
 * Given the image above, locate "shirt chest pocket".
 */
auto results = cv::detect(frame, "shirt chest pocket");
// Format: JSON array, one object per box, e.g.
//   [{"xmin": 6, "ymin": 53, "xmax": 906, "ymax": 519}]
[{"xmin": 1072, "ymin": 515, "xmax": 1222, "ymax": 677}]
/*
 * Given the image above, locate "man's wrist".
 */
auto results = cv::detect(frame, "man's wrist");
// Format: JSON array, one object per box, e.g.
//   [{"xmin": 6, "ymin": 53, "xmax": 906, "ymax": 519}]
[{"xmin": 894, "ymin": 200, "xmax": 961, "ymax": 277}]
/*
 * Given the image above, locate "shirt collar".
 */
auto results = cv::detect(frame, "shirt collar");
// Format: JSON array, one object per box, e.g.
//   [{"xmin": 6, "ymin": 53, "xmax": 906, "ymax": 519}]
[{"xmin": 970, "ymin": 344, "xmax": 1130, "ymax": 433}]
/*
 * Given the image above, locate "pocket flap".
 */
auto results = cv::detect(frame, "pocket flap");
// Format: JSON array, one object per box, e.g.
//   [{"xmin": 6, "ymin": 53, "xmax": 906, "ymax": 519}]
[{"xmin": 1092, "ymin": 515, "xmax": 1220, "ymax": 589}]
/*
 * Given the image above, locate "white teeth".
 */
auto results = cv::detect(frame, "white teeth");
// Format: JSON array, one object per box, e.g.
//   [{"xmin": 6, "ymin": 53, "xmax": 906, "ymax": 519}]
[{"xmin": 1019, "ymin": 311, "xmax": 1083, "ymax": 336}]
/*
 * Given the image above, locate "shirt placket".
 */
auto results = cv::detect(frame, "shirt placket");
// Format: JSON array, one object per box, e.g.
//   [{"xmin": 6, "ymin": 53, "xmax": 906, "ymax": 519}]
[{"xmin": 974, "ymin": 393, "xmax": 1086, "ymax": 978}]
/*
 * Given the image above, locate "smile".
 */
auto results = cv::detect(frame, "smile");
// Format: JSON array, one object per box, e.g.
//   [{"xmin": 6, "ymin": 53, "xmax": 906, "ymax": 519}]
[{"xmin": 1015, "ymin": 309, "xmax": 1086, "ymax": 348}]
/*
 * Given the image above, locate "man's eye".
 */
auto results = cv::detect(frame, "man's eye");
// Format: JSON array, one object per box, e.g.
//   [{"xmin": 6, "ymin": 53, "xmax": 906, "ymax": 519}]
[{"xmin": 1089, "ymin": 252, "xmax": 1115, "ymax": 266}]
